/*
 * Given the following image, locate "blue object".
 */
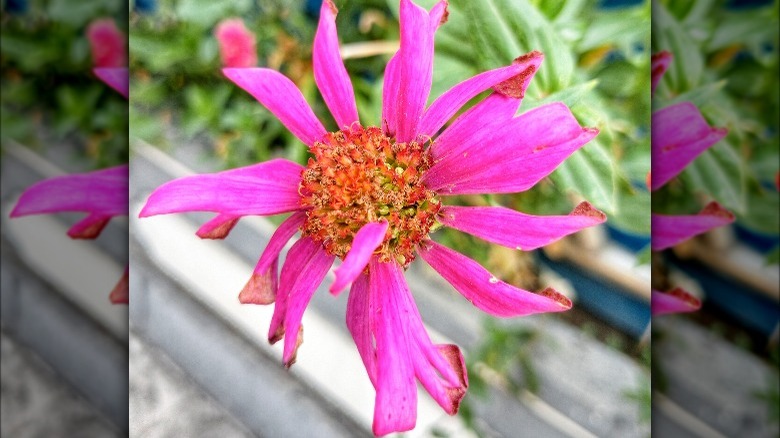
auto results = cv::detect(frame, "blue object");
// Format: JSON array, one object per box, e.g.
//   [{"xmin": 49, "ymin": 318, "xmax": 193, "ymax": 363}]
[
  {"xmin": 5, "ymin": 0, "xmax": 28, "ymax": 14},
  {"xmin": 134, "ymin": 0, "xmax": 157, "ymax": 14},
  {"xmin": 667, "ymin": 252, "xmax": 780, "ymax": 339},
  {"xmin": 539, "ymin": 253, "xmax": 651, "ymax": 339}
]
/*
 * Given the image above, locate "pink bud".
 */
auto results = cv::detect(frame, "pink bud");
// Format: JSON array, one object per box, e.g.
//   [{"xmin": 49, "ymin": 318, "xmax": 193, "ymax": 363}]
[
  {"xmin": 215, "ymin": 18, "xmax": 258, "ymax": 68},
  {"xmin": 86, "ymin": 19, "xmax": 126, "ymax": 68}
]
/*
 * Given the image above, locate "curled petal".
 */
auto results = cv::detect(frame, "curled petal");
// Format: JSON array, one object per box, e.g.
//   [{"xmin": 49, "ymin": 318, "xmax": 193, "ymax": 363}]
[
  {"xmin": 223, "ymin": 68, "xmax": 327, "ymax": 146},
  {"xmin": 369, "ymin": 257, "xmax": 417, "ymax": 435},
  {"xmin": 67, "ymin": 213, "xmax": 112, "ymax": 239},
  {"xmin": 425, "ymin": 103, "xmax": 598, "ymax": 195},
  {"xmin": 240, "ymin": 212, "xmax": 306, "ymax": 305},
  {"xmin": 109, "ymin": 266, "xmax": 129, "ymax": 305},
  {"xmin": 313, "ymin": 0, "xmax": 359, "ymax": 128},
  {"xmin": 651, "ymin": 102, "xmax": 727, "ymax": 191},
  {"xmin": 282, "ymin": 244, "xmax": 334, "ymax": 367},
  {"xmin": 419, "ymin": 51, "xmax": 543, "ymax": 139},
  {"xmin": 418, "ymin": 240, "xmax": 572, "ymax": 317},
  {"xmin": 196, "ymin": 213, "xmax": 240, "ymax": 239},
  {"xmin": 239, "ymin": 259, "xmax": 278, "ymax": 305},
  {"xmin": 138, "ymin": 159, "xmax": 303, "ymax": 218},
  {"xmin": 94, "ymin": 68, "xmax": 129, "ymax": 99},
  {"xmin": 651, "ymin": 51, "xmax": 672, "ymax": 94},
  {"xmin": 652, "ymin": 288, "xmax": 701, "ymax": 316},
  {"xmin": 331, "ymin": 221, "xmax": 388, "ymax": 295},
  {"xmin": 651, "ymin": 202, "xmax": 734, "ymax": 250},
  {"xmin": 267, "ymin": 237, "xmax": 334, "ymax": 368},
  {"xmin": 439, "ymin": 201, "xmax": 606, "ymax": 251}
]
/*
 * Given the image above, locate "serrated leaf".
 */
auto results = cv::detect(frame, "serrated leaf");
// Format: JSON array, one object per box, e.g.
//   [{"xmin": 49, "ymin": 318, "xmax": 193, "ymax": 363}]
[
  {"xmin": 680, "ymin": 139, "xmax": 746, "ymax": 213},
  {"xmin": 550, "ymin": 139, "xmax": 617, "ymax": 214}
]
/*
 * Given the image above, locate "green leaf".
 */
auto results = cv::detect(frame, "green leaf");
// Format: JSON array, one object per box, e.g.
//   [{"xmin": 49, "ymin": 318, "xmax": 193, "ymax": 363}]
[
  {"xmin": 550, "ymin": 139, "xmax": 617, "ymax": 214},
  {"xmin": 680, "ymin": 138, "xmax": 746, "ymax": 214}
]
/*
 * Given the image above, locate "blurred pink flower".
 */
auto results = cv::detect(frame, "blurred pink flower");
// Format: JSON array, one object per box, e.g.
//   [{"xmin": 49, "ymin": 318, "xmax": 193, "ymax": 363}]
[
  {"xmin": 651, "ymin": 288, "xmax": 701, "ymax": 316},
  {"xmin": 650, "ymin": 51, "xmax": 734, "ymax": 251},
  {"xmin": 11, "ymin": 166, "xmax": 130, "ymax": 304},
  {"xmin": 215, "ymin": 18, "xmax": 258, "ymax": 67},
  {"xmin": 86, "ymin": 19, "xmax": 126, "ymax": 68},
  {"xmin": 140, "ymin": 0, "xmax": 604, "ymax": 434}
]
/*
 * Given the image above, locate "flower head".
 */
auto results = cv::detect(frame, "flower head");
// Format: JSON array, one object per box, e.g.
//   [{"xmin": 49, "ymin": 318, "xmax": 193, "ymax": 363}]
[
  {"xmin": 86, "ymin": 18, "xmax": 126, "ymax": 68},
  {"xmin": 215, "ymin": 18, "xmax": 258, "ymax": 68},
  {"xmin": 140, "ymin": 0, "xmax": 605, "ymax": 434}
]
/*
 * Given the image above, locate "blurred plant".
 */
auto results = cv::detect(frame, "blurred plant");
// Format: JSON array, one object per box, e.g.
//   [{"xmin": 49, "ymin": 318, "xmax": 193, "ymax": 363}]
[
  {"xmin": 652, "ymin": 0, "xmax": 779, "ymax": 260},
  {"xmin": 0, "ymin": 2, "xmax": 128, "ymax": 168}
]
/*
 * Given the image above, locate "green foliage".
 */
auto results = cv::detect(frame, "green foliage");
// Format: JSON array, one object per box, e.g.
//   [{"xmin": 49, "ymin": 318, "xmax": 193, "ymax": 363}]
[
  {"xmin": 1, "ymin": 3, "xmax": 128, "ymax": 167},
  {"xmin": 653, "ymin": 0, "xmax": 779, "ymax": 237},
  {"xmin": 422, "ymin": 0, "xmax": 651, "ymax": 234}
]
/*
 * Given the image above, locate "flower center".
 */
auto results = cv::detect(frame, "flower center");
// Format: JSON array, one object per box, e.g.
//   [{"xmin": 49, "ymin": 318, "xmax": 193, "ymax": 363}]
[{"xmin": 299, "ymin": 126, "xmax": 440, "ymax": 266}]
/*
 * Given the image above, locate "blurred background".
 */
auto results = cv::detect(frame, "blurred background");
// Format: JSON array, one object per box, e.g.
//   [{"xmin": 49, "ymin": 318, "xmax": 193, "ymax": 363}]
[
  {"xmin": 1, "ymin": 0, "xmax": 129, "ymax": 436},
  {"xmin": 129, "ymin": 0, "xmax": 655, "ymax": 436},
  {"xmin": 651, "ymin": 1, "xmax": 779, "ymax": 437}
]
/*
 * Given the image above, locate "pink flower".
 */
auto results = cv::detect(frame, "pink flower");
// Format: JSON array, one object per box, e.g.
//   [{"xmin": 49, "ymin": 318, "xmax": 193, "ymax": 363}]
[
  {"xmin": 140, "ymin": 0, "xmax": 604, "ymax": 434},
  {"xmin": 93, "ymin": 67, "xmax": 129, "ymax": 99},
  {"xmin": 86, "ymin": 19, "xmax": 126, "ymax": 68},
  {"xmin": 214, "ymin": 18, "xmax": 258, "ymax": 68},
  {"xmin": 651, "ymin": 288, "xmax": 701, "ymax": 316},
  {"xmin": 650, "ymin": 51, "xmax": 734, "ymax": 251},
  {"xmin": 10, "ymin": 165, "xmax": 130, "ymax": 304}
]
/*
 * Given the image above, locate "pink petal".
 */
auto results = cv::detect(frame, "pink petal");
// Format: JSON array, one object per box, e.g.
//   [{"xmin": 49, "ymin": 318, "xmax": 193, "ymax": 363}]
[
  {"xmin": 346, "ymin": 273, "xmax": 377, "ymax": 386},
  {"xmin": 386, "ymin": 0, "xmax": 438, "ymax": 143},
  {"xmin": 67, "ymin": 213, "xmax": 112, "ymax": 239},
  {"xmin": 86, "ymin": 19, "xmax": 126, "ymax": 68},
  {"xmin": 367, "ymin": 257, "xmax": 467, "ymax": 428},
  {"xmin": 330, "ymin": 221, "xmax": 388, "ymax": 295},
  {"xmin": 239, "ymin": 211, "xmax": 306, "ymax": 305},
  {"xmin": 651, "ymin": 51, "xmax": 672, "ymax": 94},
  {"xmin": 424, "ymin": 103, "xmax": 598, "ymax": 195},
  {"xmin": 11, "ymin": 165, "xmax": 128, "ymax": 222},
  {"xmin": 196, "ymin": 213, "xmax": 240, "ymax": 239},
  {"xmin": 222, "ymin": 68, "xmax": 327, "ymax": 146},
  {"xmin": 381, "ymin": 53, "xmax": 401, "ymax": 136},
  {"xmin": 313, "ymin": 0, "xmax": 359, "ymax": 129},
  {"xmin": 412, "ymin": 343, "xmax": 467, "ymax": 415},
  {"xmin": 419, "ymin": 51, "xmax": 543, "ymax": 139},
  {"xmin": 440, "ymin": 201, "xmax": 606, "ymax": 251},
  {"xmin": 418, "ymin": 240, "xmax": 572, "ymax": 317},
  {"xmin": 430, "ymin": 92, "xmax": 523, "ymax": 162},
  {"xmin": 268, "ymin": 237, "xmax": 320, "ymax": 344},
  {"xmin": 138, "ymin": 159, "xmax": 303, "ymax": 218},
  {"xmin": 94, "ymin": 68, "xmax": 129, "ymax": 99},
  {"xmin": 281, "ymin": 243, "xmax": 334, "ymax": 367},
  {"xmin": 651, "ymin": 202, "xmax": 734, "ymax": 250},
  {"xmin": 239, "ymin": 259, "xmax": 278, "ymax": 305},
  {"xmin": 109, "ymin": 266, "xmax": 129, "ymax": 305},
  {"xmin": 214, "ymin": 18, "xmax": 257, "ymax": 67},
  {"xmin": 369, "ymin": 257, "xmax": 418, "ymax": 435},
  {"xmin": 652, "ymin": 288, "xmax": 701, "ymax": 316},
  {"xmin": 651, "ymin": 102, "xmax": 727, "ymax": 191},
  {"xmin": 389, "ymin": 268, "xmax": 467, "ymax": 411}
]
